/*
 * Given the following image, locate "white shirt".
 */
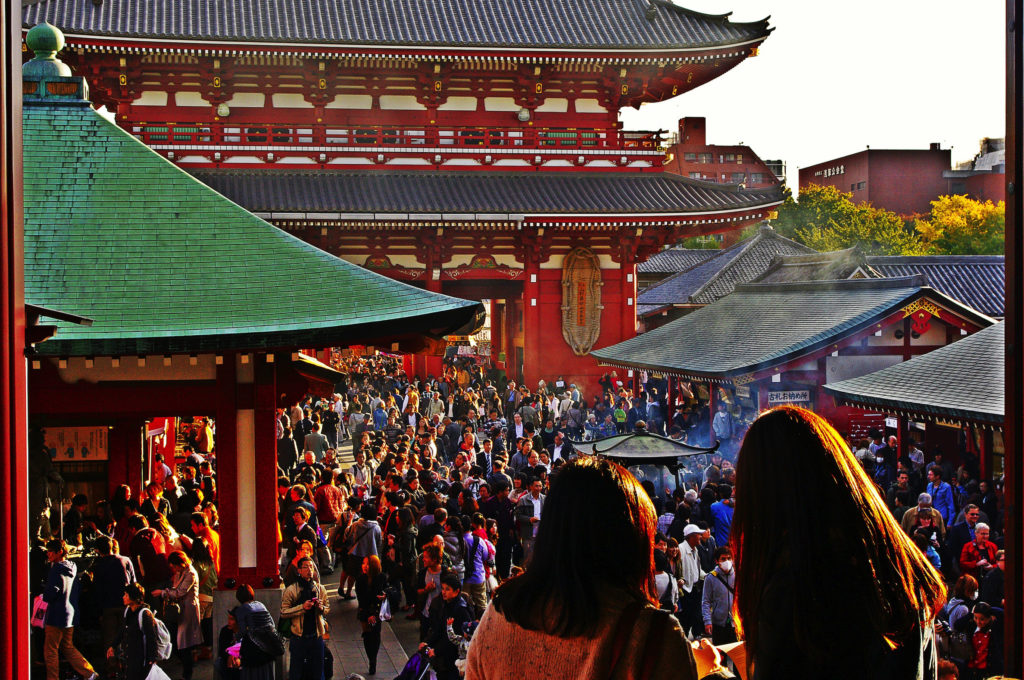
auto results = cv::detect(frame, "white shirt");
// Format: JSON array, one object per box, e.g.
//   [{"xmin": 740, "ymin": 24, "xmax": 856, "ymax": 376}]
[
  {"xmin": 530, "ymin": 495, "xmax": 542, "ymax": 537},
  {"xmin": 680, "ymin": 543, "xmax": 703, "ymax": 594},
  {"xmin": 551, "ymin": 443, "xmax": 565, "ymax": 462}
]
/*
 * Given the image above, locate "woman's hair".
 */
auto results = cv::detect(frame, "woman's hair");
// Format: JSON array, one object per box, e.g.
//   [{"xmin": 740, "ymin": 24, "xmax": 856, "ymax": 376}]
[
  {"xmin": 168, "ymin": 550, "xmax": 192, "ymax": 568},
  {"xmin": 732, "ymin": 407, "xmax": 946, "ymax": 667},
  {"xmin": 125, "ymin": 582, "xmax": 146, "ymax": 603},
  {"xmin": 492, "ymin": 456, "xmax": 657, "ymax": 637},
  {"xmin": 952, "ymin": 574, "xmax": 978, "ymax": 600},
  {"xmin": 191, "ymin": 537, "xmax": 215, "ymax": 568},
  {"xmin": 364, "ymin": 554, "xmax": 382, "ymax": 581},
  {"xmin": 236, "ymin": 584, "xmax": 255, "ymax": 603}
]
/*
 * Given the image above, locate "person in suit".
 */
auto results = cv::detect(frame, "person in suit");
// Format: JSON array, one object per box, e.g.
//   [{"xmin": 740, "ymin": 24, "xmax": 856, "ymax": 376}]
[
  {"xmin": 947, "ymin": 504, "xmax": 984, "ymax": 576},
  {"xmin": 546, "ymin": 431, "xmax": 575, "ymax": 464},
  {"xmin": 303, "ymin": 422, "xmax": 330, "ymax": 461},
  {"xmin": 515, "ymin": 479, "xmax": 545, "ymax": 565}
]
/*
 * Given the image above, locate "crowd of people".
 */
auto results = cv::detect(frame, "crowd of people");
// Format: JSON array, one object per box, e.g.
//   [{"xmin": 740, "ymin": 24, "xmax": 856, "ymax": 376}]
[
  {"xmin": 31, "ymin": 351, "xmax": 1009, "ymax": 680},
  {"xmin": 32, "ymin": 437, "xmax": 221, "ymax": 680}
]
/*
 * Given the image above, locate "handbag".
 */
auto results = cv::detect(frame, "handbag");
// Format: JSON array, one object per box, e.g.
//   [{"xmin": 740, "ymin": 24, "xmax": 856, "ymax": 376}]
[
  {"xmin": 162, "ymin": 601, "xmax": 181, "ymax": 627},
  {"xmin": 31, "ymin": 595, "xmax": 47, "ymax": 629}
]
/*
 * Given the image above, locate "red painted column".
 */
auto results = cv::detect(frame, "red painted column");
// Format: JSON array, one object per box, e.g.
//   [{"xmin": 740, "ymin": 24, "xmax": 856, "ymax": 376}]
[
  {"xmin": 522, "ymin": 259, "xmax": 541, "ymax": 389},
  {"xmin": 489, "ymin": 299, "xmax": 501, "ymax": 366},
  {"xmin": 254, "ymin": 358, "xmax": 280, "ymax": 585},
  {"xmin": 620, "ymin": 262, "xmax": 637, "ymax": 341},
  {"xmin": 1, "ymin": 2, "xmax": 29, "ymax": 674},
  {"xmin": 214, "ymin": 356, "xmax": 240, "ymax": 584}
]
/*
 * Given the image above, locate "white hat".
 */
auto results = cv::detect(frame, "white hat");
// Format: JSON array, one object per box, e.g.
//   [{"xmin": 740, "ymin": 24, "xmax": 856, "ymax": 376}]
[{"xmin": 683, "ymin": 524, "xmax": 703, "ymax": 537}]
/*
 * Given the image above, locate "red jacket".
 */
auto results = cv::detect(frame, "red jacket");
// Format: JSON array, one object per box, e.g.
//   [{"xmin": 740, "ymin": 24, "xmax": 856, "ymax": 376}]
[{"xmin": 959, "ymin": 539, "xmax": 998, "ymax": 579}]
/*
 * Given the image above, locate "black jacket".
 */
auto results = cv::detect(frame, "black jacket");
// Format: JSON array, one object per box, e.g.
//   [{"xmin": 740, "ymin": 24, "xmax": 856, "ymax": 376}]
[{"xmin": 426, "ymin": 593, "xmax": 473, "ymax": 672}]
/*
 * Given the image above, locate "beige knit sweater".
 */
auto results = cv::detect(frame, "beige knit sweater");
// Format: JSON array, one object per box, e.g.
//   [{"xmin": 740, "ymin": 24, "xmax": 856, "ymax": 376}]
[{"xmin": 465, "ymin": 599, "xmax": 699, "ymax": 680}]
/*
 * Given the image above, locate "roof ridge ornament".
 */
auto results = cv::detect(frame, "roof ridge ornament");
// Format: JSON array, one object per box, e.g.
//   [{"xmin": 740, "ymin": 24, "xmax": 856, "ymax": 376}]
[{"xmin": 23, "ymin": 22, "xmax": 90, "ymax": 104}]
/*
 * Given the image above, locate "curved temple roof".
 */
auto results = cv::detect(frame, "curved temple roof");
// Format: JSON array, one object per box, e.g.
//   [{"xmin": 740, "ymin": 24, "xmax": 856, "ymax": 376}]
[
  {"xmin": 22, "ymin": 42, "xmax": 482, "ymax": 357},
  {"xmin": 23, "ymin": 0, "xmax": 771, "ymax": 51},
  {"xmin": 189, "ymin": 170, "xmax": 783, "ymax": 217},
  {"xmin": 824, "ymin": 322, "xmax": 1004, "ymax": 427}
]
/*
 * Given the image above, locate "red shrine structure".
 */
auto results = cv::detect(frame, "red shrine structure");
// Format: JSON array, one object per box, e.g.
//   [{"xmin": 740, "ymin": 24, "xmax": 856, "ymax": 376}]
[{"xmin": 23, "ymin": 0, "xmax": 783, "ymax": 390}]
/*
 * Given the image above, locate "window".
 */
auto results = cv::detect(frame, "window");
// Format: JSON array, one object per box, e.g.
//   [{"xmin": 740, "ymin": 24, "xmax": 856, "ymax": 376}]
[
  {"xmin": 736, "ymin": 154, "xmax": 744, "ymax": 164},
  {"xmin": 724, "ymin": 153, "xmax": 736, "ymax": 162},
  {"xmin": 698, "ymin": 153, "xmax": 712, "ymax": 164},
  {"xmin": 857, "ymin": 181, "xmax": 866, "ymax": 190},
  {"xmin": 683, "ymin": 152, "xmax": 697, "ymax": 162},
  {"xmin": 851, "ymin": 184, "xmax": 856, "ymax": 191},
  {"xmin": 731, "ymin": 172, "xmax": 745, "ymax": 183},
  {"xmin": 751, "ymin": 173, "xmax": 765, "ymax": 184},
  {"xmin": 689, "ymin": 172, "xmax": 702, "ymax": 179}
]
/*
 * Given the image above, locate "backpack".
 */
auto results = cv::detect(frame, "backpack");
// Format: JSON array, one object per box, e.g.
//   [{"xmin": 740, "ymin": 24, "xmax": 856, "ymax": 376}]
[
  {"xmin": 936, "ymin": 599, "xmax": 974, "ymax": 662},
  {"xmin": 139, "ymin": 608, "xmax": 173, "ymax": 661}
]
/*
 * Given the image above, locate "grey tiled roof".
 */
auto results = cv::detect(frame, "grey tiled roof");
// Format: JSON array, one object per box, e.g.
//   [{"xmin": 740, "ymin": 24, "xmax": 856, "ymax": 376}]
[
  {"xmin": 593, "ymin": 277, "xmax": 995, "ymax": 379},
  {"xmin": 755, "ymin": 247, "xmax": 881, "ymax": 284},
  {"xmin": 189, "ymin": 170, "xmax": 784, "ymax": 216},
  {"xmin": 23, "ymin": 0, "xmax": 772, "ymax": 50},
  {"xmin": 638, "ymin": 248, "xmax": 717, "ymax": 274},
  {"xmin": 636, "ymin": 225, "xmax": 814, "ymax": 309},
  {"xmin": 866, "ymin": 256, "xmax": 1005, "ymax": 318},
  {"xmin": 825, "ymin": 322, "xmax": 1004, "ymax": 426}
]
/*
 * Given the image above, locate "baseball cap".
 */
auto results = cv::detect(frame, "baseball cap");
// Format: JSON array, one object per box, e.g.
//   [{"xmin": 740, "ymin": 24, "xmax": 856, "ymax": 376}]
[{"xmin": 683, "ymin": 524, "xmax": 703, "ymax": 538}]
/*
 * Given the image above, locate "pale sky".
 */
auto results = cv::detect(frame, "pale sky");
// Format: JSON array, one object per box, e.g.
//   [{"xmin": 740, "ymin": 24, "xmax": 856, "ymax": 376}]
[{"xmin": 621, "ymin": 0, "xmax": 1006, "ymax": 180}]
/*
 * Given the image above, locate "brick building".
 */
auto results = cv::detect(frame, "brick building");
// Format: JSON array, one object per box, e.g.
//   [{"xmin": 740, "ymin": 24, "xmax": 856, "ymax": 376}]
[{"xmin": 799, "ymin": 145, "xmax": 952, "ymax": 217}]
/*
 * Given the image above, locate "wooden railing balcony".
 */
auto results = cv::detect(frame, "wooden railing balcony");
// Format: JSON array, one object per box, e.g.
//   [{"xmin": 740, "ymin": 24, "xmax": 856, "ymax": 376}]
[{"xmin": 130, "ymin": 122, "xmax": 667, "ymax": 168}]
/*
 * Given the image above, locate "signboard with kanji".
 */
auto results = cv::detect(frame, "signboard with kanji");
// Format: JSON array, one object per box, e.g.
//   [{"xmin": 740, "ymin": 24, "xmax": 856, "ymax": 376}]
[
  {"xmin": 44, "ymin": 426, "xmax": 109, "ymax": 461},
  {"xmin": 767, "ymin": 390, "xmax": 810, "ymax": 405}
]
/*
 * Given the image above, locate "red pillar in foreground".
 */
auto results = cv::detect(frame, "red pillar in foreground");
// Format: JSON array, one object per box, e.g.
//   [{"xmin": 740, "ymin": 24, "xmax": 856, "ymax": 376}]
[{"xmin": 1, "ymin": 0, "xmax": 29, "ymax": 674}]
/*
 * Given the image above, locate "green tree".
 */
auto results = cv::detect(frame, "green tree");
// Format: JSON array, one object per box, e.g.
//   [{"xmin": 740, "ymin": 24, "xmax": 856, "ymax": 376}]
[
  {"xmin": 914, "ymin": 195, "xmax": 1004, "ymax": 255},
  {"xmin": 771, "ymin": 184, "xmax": 925, "ymax": 255}
]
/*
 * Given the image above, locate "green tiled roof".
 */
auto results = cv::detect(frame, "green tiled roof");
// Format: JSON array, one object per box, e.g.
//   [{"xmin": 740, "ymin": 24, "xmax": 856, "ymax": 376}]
[
  {"xmin": 592, "ymin": 277, "xmax": 995, "ymax": 379},
  {"xmin": 824, "ymin": 322, "xmax": 1004, "ymax": 426},
  {"xmin": 23, "ymin": 76, "xmax": 481, "ymax": 356}
]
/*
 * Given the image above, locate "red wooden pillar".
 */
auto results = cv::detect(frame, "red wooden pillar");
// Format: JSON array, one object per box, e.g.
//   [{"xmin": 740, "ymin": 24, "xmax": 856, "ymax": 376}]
[
  {"xmin": 489, "ymin": 299, "xmax": 501, "ymax": 366},
  {"xmin": 708, "ymin": 382, "xmax": 717, "ymax": 446},
  {"xmin": 214, "ymin": 356, "xmax": 239, "ymax": 584},
  {"xmin": 253, "ymin": 358, "xmax": 280, "ymax": 585},
  {"xmin": 522, "ymin": 260, "xmax": 540, "ymax": 389},
  {"xmin": 979, "ymin": 427, "xmax": 991, "ymax": 482},
  {"xmin": 425, "ymin": 274, "xmax": 442, "ymax": 293},
  {"xmin": 1, "ymin": 1, "xmax": 29, "ymax": 674},
  {"xmin": 620, "ymin": 262, "xmax": 637, "ymax": 341}
]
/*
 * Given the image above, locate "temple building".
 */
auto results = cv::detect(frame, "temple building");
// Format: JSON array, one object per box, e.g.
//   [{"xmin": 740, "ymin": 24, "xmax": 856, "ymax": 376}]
[
  {"xmin": 21, "ymin": 22, "xmax": 479, "ymax": 597},
  {"xmin": 22, "ymin": 0, "xmax": 784, "ymax": 390}
]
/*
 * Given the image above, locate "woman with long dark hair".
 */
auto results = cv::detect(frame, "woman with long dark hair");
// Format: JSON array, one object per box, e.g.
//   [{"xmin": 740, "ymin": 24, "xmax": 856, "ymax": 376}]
[
  {"xmin": 466, "ymin": 456, "xmax": 699, "ymax": 679},
  {"xmin": 731, "ymin": 406, "xmax": 946, "ymax": 680},
  {"xmin": 356, "ymin": 555, "xmax": 388, "ymax": 676}
]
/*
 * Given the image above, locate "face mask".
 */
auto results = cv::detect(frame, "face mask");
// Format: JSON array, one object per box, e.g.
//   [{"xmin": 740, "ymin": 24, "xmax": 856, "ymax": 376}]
[
  {"xmin": 719, "ymin": 560, "xmax": 733, "ymax": 573},
  {"xmin": 876, "ymin": 457, "xmax": 885, "ymax": 464},
  {"xmin": 971, "ymin": 591, "xmax": 979, "ymax": 601}
]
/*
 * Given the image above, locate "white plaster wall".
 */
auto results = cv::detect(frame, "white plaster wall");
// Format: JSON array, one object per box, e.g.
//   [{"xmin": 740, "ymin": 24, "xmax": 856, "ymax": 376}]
[
  {"xmin": 483, "ymin": 97, "xmax": 519, "ymax": 112},
  {"xmin": 134, "ymin": 91, "xmax": 169, "ymax": 106},
  {"xmin": 379, "ymin": 95, "xmax": 427, "ymax": 110},
  {"xmin": 272, "ymin": 93, "xmax": 313, "ymax": 108},
  {"xmin": 438, "ymin": 97, "xmax": 478, "ymax": 111},
  {"xmin": 536, "ymin": 98, "xmax": 568, "ymax": 113},
  {"xmin": 325, "ymin": 94, "xmax": 373, "ymax": 109}
]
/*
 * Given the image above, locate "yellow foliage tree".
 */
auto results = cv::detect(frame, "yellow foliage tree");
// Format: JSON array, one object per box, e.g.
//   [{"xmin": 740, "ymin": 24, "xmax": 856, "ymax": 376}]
[{"xmin": 914, "ymin": 195, "xmax": 1005, "ymax": 255}]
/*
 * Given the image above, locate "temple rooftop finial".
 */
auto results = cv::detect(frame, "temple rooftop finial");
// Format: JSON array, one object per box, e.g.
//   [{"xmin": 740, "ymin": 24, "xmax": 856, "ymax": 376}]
[
  {"xmin": 23, "ymin": 22, "xmax": 89, "ymax": 105},
  {"xmin": 24, "ymin": 22, "xmax": 71, "ymax": 78}
]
